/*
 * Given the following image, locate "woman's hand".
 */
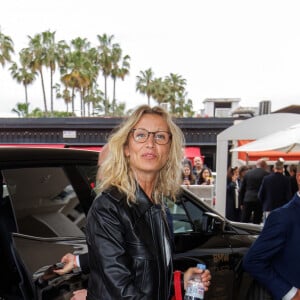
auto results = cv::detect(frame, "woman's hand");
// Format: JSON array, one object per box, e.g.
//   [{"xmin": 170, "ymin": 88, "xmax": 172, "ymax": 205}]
[
  {"xmin": 183, "ymin": 267, "xmax": 211, "ymax": 291},
  {"xmin": 53, "ymin": 253, "xmax": 77, "ymax": 275},
  {"xmin": 183, "ymin": 178, "xmax": 191, "ymax": 185},
  {"xmin": 71, "ymin": 289, "xmax": 87, "ymax": 300}
]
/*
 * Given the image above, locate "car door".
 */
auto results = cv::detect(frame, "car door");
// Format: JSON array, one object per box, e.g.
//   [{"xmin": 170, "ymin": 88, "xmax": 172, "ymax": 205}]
[
  {"xmin": 169, "ymin": 191, "xmax": 244, "ymax": 300},
  {"xmin": 0, "ymin": 161, "xmax": 97, "ymax": 299}
]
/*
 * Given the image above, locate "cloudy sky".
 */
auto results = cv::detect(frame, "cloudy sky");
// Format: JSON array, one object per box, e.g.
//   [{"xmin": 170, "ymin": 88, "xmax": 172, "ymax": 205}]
[{"xmin": 0, "ymin": 0, "xmax": 299, "ymax": 116}]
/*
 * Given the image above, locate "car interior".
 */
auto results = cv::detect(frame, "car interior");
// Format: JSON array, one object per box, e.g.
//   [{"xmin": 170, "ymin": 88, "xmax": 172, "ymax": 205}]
[
  {"xmin": 3, "ymin": 167, "xmax": 86, "ymax": 238},
  {"xmin": 0, "ymin": 166, "xmax": 92, "ymax": 299}
]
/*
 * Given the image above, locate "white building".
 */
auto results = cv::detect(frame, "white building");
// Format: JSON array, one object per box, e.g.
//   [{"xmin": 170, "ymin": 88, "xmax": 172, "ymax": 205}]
[{"xmin": 202, "ymin": 98, "xmax": 241, "ymax": 117}]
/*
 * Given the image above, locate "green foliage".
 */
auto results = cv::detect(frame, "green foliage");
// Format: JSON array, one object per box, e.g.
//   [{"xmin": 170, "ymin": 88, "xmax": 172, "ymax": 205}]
[
  {"xmin": 136, "ymin": 69, "xmax": 195, "ymax": 116},
  {"xmin": 1, "ymin": 29, "xmax": 194, "ymax": 118},
  {"xmin": 11, "ymin": 102, "xmax": 29, "ymax": 117},
  {"xmin": 0, "ymin": 29, "xmax": 14, "ymax": 67}
]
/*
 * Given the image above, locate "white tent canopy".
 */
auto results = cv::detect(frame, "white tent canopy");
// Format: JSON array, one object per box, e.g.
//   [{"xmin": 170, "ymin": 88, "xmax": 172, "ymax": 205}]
[
  {"xmin": 230, "ymin": 123, "xmax": 300, "ymax": 153},
  {"xmin": 215, "ymin": 113, "xmax": 300, "ymax": 216}
]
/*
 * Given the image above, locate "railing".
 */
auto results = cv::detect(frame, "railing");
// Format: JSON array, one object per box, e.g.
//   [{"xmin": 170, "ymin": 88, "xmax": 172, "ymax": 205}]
[{"xmin": 181, "ymin": 185, "xmax": 215, "ymax": 207}]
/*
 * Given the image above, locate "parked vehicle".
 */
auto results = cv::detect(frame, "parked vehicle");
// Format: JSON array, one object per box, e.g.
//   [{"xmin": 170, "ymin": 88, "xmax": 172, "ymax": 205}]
[{"xmin": 0, "ymin": 147, "xmax": 262, "ymax": 300}]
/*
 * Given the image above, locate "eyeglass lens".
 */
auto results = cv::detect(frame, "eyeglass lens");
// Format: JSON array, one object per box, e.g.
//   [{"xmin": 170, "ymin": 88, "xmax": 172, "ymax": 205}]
[{"xmin": 132, "ymin": 128, "xmax": 170, "ymax": 145}]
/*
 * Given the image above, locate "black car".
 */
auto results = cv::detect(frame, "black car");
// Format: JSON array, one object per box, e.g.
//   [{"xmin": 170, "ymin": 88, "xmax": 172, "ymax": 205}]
[{"xmin": 0, "ymin": 147, "xmax": 262, "ymax": 300}]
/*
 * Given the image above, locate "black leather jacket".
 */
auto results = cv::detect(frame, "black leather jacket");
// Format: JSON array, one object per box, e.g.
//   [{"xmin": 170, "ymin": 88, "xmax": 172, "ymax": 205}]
[{"xmin": 86, "ymin": 186, "xmax": 174, "ymax": 300}]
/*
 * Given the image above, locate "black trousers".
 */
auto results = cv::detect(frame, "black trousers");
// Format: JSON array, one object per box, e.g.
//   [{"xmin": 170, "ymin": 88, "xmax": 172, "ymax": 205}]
[{"xmin": 241, "ymin": 201, "xmax": 263, "ymax": 224}]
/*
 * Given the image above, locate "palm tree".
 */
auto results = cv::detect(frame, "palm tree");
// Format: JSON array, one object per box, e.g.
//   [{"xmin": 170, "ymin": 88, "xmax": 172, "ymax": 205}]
[
  {"xmin": 27, "ymin": 33, "xmax": 48, "ymax": 114},
  {"xmin": 11, "ymin": 102, "xmax": 30, "ymax": 117},
  {"xmin": 84, "ymin": 86, "xmax": 105, "ymax": 116},
  {"xmin": 42, "ymin": 30, "xmax": 59, "ymax": 113},
  {"xmin": 151, "ymin": 77, "xmax": 169, "ymax": 104},
  {"xmin": 0, "ymin": 29, "xmax": 14, "ymax": 67},
  {"xmin": 111, "ymin": 45, "xmax": 130, "ymax": 114},
  {"xmin": 112, "ymin": 102, "xmax": 126, "ymax": 116},
  {"xmin": 136, "ymin": 68, "xmax": 155, "ymax": 105},
  {"xmin": 165, "ymin": 73, "xmax": 186, "ymax": 113},
  {"xmin": 9, "ymin": 61, "xmax": 37, "ymax": 113},
  {"xmin": 60, "ymin": 37, "xmax": 95, "ymax": 116},
  {"xmin": 84, "ymin": 47, "xmax": 101, "ymax": 115},
  {"xmin": 97, "ymin": 34, "xmax": 116, "ymax": 114},
  {"xmin": 182, "ymin": 98, "xmax": 195, "ymax": 117},
  {"xmin": 54, "ymin": 83, "xmax": 71, "ymax": 112}
]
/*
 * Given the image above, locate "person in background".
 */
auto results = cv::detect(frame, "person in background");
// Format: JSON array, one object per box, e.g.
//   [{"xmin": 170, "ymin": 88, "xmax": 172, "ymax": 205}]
[
  {"xmin": 243, "ymin": 162, "xmax": 300, "ymax": 300},
  {"xmin": 182, "ymin": 162, "xmax": 196, "ymax": 185},
  {"xmin": 238, "ymin": 165, "xmax": 249, "ymax": 183},
  {"xmin": 239, "ymin": 158, "xmax": 269, "ymax": 224},
  {"xmin": 226, "ymin": 166, "xmax": 240, "ymax": 221},
  {"xmin": 198, "ymin": 167, "xmax": 214, "ymax": 185},
  {"xmin": 85, "ymin": 105, "xmax": 211, "ymax": 300},
  {"xmin": 258, "ymin": 159, "xmax": 292, "ymax": 221},
  {"xmin": 181, "ymin": 147, "xmax": 193, "ymax": 171},
  {"xmin": 192, "ymin": 156, "xmax": 204, "ymax": 183},
  {"xmin": 288, "ymin": 164, "xmax": 298, "ymax": 195}
]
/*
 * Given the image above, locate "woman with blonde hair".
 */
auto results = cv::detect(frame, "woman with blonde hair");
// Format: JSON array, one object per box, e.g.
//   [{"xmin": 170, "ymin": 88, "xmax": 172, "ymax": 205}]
[{"xmin": 86, "ymin": 105, "xmax": 211, "ymax": 300}]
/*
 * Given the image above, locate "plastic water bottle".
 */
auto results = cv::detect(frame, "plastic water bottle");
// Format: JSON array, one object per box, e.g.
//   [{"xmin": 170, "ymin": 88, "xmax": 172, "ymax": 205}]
[{"xmin": 184, "ymin": 263, "xmax": 206, "ymax": 300}]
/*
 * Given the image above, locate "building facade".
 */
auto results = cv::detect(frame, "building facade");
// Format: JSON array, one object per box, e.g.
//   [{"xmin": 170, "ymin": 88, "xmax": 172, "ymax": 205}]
[{"xmin": 0, "ymin": 117, "xmax": 236, "ymax": 170}]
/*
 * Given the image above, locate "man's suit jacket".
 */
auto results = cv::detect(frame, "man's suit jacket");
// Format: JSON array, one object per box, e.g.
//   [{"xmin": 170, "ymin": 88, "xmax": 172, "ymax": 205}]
[
  {"xmin": 79, "ymin": 253, "xmax": 89, "ymax": 273},
  {"xmin": 243, "ymin": 193, "xmax": 300, "ymax": 300},
  {"xmin": 290, "ymin": 175, "xmax": 298, "ymax": 195},
  {"xmin": 239, "ymin": 167, "xmax": 269, "ymax": 205},
  {"xmin": 258, "ymin": 172, "xmax": 292, "ymax": 211}
]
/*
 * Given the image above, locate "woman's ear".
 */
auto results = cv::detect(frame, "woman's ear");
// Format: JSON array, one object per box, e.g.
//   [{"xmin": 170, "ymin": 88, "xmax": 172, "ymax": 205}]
[{"xmin": 124, "ymin": 145, "xmax": 130, "ymax": 157}]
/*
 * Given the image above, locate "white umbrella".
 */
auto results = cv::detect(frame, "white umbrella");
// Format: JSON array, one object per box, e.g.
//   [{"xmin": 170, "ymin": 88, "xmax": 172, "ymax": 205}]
[{"xmin": 231, "ymin": 123, "xmax": 300, "ymax": 153}]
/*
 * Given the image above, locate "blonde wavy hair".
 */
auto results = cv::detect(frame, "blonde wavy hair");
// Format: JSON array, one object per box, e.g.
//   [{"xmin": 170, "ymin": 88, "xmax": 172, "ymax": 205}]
[{"xmin": 96, "ymin": 105, "xmax": 185, "ymax": 205}]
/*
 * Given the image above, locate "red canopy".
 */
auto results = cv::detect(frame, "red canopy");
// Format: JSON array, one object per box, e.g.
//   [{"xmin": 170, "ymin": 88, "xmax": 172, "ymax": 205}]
[
  {"xmin": 237, "ymin": 140, "xmax": 300, "ymax": 162},
  {"xmin": 184, "ymin": 147, "xmax": 203, "ymax": 164}
]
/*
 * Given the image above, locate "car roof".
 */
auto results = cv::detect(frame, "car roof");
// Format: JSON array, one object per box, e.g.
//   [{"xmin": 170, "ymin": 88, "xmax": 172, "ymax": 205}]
[{"xmin": 0, "ymin": 147, "xmax": 99, "ymax": 167}]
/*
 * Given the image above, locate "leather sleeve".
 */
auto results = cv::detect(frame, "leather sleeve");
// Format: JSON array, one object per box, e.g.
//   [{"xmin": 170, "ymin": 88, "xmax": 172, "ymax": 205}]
[{"xmin": 86, "ymin": 193, "xmax": 147, "ymax": 299}]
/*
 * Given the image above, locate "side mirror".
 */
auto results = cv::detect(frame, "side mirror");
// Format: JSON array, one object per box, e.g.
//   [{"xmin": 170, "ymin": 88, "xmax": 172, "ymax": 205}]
[{"xmin": 204, "ymin": 212, "xmax": 226, "ymax": 232}]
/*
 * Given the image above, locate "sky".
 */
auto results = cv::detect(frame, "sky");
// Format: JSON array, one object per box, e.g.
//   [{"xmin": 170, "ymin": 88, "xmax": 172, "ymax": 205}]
[{"xmin": 0, "ymin": 0, "xmax": 300, "ymax": 117}]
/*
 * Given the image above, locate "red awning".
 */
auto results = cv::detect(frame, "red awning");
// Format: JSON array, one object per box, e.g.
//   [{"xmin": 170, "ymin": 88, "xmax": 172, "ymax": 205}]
[
  {"xmin": 237, "ymin": 140, "xmax": 300, "ymax": 162},
  {"xmin": 184, "ymin": 147, "xmax": 203, "ymax": 164}
]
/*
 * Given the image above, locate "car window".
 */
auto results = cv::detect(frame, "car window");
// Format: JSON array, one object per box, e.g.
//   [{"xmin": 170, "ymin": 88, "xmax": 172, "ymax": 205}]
[
  {"xmin": 167, "ymin": 197, "xmax": 208, "ymax": 234},
  {"xmin": 167, "ymin": 199, "xmax": 193, "ymax": 233},
  {"xmin": 166, "ymin": 195, "xmax": 212, "ymax": 234},
  {"xmin": 1, "ymin": 166, "xmax": 95, "ymax": 238}
]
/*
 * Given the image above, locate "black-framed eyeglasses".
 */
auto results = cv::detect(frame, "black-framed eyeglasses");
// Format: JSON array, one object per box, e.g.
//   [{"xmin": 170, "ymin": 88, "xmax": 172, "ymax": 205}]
[{"xmin": 131, "ymin": 128, "xmax": 172, "ymax": 145}]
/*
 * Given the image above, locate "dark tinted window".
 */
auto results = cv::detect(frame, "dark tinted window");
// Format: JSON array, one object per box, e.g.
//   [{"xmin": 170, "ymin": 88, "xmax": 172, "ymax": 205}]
[{"xmin": 1, "ymin": 165, "xmax": 97, "ymax": 238}]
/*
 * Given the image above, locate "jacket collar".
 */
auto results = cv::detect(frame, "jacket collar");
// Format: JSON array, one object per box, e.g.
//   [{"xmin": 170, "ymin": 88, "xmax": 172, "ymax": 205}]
[{"xmin": 104, "ymin": 185, "xmax": 155, "ymax": 215}]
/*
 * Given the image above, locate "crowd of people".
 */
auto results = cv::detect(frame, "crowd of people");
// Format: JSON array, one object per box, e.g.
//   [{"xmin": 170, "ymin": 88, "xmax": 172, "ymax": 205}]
[
  {"xmin": 224, "ymin": 157, "xmax": 298, "ymax": 224},
  {"xmin": 181, "ymin": 155, "xmax": 214, "ymax": 186},
  {"xmin": 226, "ymin": 158, "xmax": 300, "ymax": 299},
  {"xmin": 181, "ymin": 150, "xmax": 300, "ymax": 299}
]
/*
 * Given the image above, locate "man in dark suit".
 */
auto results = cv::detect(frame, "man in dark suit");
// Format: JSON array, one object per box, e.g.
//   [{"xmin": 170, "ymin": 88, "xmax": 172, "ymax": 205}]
[
  {"xmin": 239, "ymin": 158, "xmax": 269, "ymax": 224},
  {"xmin": 243, "ymin": 162, "xmax": 300, "ymax": 300},
  {"xmin": 288, "ymin": 164, "xmax": 299, "ymax": 195},
  {"xmin": 258, "ymin": 159, "xmax": 292, "ymax": 221}
]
